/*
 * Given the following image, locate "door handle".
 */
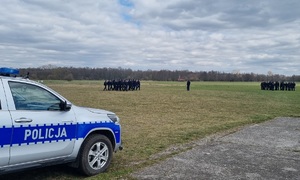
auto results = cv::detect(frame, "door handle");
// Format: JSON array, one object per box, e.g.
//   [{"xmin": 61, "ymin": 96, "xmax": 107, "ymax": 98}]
[{"xmin": 15, "ymin": 117, "xmax": 33, "ymax": 123}]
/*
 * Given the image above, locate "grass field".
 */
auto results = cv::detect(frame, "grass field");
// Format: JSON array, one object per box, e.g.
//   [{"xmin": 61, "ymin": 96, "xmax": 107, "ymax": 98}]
[{"xmin": 3, "ymin": 81, "xmax": 300, "ymax": 180}]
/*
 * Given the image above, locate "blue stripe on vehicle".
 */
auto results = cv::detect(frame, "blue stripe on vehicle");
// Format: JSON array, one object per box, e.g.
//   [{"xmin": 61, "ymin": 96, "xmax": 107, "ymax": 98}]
[
  {"xmin": 0, "ymin": 126, "xmax": 12, "ymax": 148},
  {"xmin": 0, "ymin": 122, "xmax": 120, "ymax": 147},
  {"xmin": 77, "ymin": 122, "xmax": 121, "ymax": 143}
]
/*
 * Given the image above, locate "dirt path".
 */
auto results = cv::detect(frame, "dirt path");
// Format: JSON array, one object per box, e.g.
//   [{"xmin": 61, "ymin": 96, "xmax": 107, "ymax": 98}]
[{"xmin": 132, "ymin": 117, "xmax": 300, "ymax": 180}]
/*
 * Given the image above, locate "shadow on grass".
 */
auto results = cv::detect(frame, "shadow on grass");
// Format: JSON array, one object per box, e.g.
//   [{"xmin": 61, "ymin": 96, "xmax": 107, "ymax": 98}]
[{"xmin": 0, "ymin": 164, "xmax": 85, "ymax": 180}]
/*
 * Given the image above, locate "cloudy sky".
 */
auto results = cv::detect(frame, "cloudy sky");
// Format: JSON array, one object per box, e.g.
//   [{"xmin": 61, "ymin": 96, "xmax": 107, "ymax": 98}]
[{"xmin": 1, "ymin": 0, "xmax": 300, "ymax": 75}]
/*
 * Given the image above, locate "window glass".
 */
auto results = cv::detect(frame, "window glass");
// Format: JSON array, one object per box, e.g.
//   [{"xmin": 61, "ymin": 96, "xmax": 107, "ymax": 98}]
[{"xmin": 9, "ymin": 82, "xmax": 62, "ymax": 111}]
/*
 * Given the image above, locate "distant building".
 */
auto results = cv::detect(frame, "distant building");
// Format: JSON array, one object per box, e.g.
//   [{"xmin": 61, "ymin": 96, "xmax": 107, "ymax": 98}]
[{"xmin": 178, "ymin": 75, "xmax": 185, "ymax": 82}]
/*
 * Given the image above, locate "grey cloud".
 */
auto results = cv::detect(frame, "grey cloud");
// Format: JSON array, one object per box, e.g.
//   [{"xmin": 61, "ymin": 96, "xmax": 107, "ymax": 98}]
[{"xmin": 0, "ymin": 0, "xmax": 299, "ymax": 75}]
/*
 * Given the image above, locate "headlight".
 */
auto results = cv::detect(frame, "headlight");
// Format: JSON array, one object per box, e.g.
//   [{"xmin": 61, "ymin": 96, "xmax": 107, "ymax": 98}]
[{"xmin": 107, "ymin": 114, "xmax": 120, "ymax": 123}]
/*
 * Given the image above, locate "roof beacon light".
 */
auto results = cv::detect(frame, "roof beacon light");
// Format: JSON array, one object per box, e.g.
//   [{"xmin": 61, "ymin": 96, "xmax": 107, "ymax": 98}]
[{"xmin": 0, "ymin": 67, "xmax": 19, "ymax": 76}]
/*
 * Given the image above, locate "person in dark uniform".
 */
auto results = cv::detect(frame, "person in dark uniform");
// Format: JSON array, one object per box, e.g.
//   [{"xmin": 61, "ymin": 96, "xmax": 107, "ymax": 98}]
[
  {"xmin": 280, "ymin": 81, "xmax": 284, "ymax": 91},
  {"xmin": 292, "ymin": 82, "xmax": 296, "ymax": 91},
  {"xmin": 103, "ymin": 80, "xmax": 108, "ymax": 91},
  {"xmin": 187, "ymin": 80, "xmax": 191, "ymax": 91},
  {"xmin": 108, "ymin": 80, "xmax": 112, "ymax": 91},
  {"xmin": 136, "ymin": 80, "xmax": 140, "ymax": 90},
  {"xmin": 270, "ymin": 81, "xmax": 274, "ymax": 91},
  {"xmin": 275, "ymin": 81, "xmax": 279, "ymax": 90}
]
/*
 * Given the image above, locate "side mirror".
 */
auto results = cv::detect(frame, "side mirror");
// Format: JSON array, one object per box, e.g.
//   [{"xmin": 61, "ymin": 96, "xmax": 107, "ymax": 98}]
[{"xmin": 60, "ymin": 101, "xmax": 72, "ymax": 111}]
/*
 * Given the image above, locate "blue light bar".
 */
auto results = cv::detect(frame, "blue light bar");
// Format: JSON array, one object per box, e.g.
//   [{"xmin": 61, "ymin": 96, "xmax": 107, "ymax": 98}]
[{"xmin": 0, "ymin": 67, "xmax": 19, "ymax": 76}]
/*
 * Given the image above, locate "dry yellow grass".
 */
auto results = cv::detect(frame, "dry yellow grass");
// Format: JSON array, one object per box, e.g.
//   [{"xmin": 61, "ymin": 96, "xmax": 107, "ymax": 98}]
[{"xmin": 48, "ymin": 81, "xmax": 300, "ymax": 179}]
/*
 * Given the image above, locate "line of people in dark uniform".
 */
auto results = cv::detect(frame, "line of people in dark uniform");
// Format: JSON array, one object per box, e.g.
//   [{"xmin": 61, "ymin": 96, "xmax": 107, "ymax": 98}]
[
  {"xmin": 103, "ymin": 79, "xmax": 140, "ymax": 91},
  {"xmin": 261, "ymin": 81, "xmax": 296, "ymax": 91}
]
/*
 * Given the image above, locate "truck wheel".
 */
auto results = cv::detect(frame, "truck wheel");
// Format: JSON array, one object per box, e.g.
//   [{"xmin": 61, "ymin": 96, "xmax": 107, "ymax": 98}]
[{"xmin": 78, "ymin": 134, "xmax": 113, "ymax": 176}]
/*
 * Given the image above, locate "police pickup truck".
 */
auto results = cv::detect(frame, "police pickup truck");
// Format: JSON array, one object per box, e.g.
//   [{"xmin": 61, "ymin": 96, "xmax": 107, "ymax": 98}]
[{"xmin": 0, "ymin": 67, "xmax": 122, "ymax": 176}]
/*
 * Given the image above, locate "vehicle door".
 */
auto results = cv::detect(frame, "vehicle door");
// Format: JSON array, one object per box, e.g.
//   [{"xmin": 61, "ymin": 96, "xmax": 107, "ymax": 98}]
[
  {"xmin": 5, "ymin": 80, "xmax": 77, "ymax": 165},
  {"xmin": 0, "ymin": 80, "xmax": 13, "ymax": 167}
]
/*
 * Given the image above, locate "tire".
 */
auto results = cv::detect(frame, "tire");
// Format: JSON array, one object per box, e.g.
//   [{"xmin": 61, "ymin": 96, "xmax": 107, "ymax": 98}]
[{"xmin": 78, "ymin": 134, "xmax": 113, "ymax": 176}]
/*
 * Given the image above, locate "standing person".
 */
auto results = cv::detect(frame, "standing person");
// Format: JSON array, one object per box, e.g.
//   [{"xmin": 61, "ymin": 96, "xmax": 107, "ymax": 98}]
[
  {"xmin": 136, "ymin": 80, "xmax": 140, "ymax": 90},
  {"xmin": 107, "ymin": 80, "xmax": 112, "ymax": 91},
  {"xmin": 187, "ymin": 80, "xmax": 191, "ymax": 91},
  {"xmin": 103, "ymin": 80, "xmax": 107, "ymax": 91}
]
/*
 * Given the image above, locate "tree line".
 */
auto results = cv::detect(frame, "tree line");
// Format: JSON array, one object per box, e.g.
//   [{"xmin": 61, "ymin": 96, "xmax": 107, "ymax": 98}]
[{"xmin": 18, "ymin": 66, "xmax": 300, "ymax": 82}]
